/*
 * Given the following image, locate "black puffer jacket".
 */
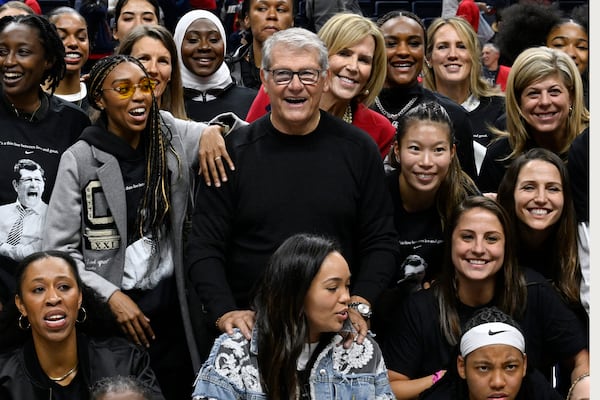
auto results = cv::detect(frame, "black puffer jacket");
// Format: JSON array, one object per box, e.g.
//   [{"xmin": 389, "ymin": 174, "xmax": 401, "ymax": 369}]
[{"xmin": 0, "ymin": 333, "xmax": 164, "ymax": 400}]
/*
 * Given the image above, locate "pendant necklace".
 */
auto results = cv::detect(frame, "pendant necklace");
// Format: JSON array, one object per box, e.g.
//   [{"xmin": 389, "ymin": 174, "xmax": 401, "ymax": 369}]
[
  {"xmin": 343, "ymin": 104, "xmax": 353, "ymax": 124},
  {"xmin": 47, "ymin": 362, "xmax": 78, "ymax": 382},
  {"xmin": 374, "ymin": 96, "xmax": 418, "ymax": 128},
  {"xmin": 12, "ymin": 100, "xmax": 41, "ymax": 123}
]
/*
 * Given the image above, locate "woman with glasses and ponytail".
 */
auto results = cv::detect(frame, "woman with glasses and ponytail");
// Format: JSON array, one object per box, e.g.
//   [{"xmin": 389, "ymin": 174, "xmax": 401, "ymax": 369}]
[{"xmin": 42, "ymin": 54, "xmax": 216, "ymax": 400}]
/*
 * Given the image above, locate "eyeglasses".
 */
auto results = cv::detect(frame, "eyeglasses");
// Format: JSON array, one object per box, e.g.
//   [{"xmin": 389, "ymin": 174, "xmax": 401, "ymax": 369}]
[
  {"xmin": 265, "ymin": 69, "xmax": 322, "ymax": 85},
  {"xmin": 101, "ymin": 78, "xmax": 157, "ymax": 99}
]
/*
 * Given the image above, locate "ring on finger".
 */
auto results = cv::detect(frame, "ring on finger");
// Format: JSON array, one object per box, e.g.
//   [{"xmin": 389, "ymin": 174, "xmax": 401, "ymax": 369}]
[{"xmin": 214, "ymin": 156, "xmax": 222, "ymax": 161}]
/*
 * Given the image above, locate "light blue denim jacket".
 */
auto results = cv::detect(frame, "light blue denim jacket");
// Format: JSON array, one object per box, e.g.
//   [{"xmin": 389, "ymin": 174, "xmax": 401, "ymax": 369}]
[{"xmin": 192, "ymin": 328, "xmax": 395, "ymax": 399}]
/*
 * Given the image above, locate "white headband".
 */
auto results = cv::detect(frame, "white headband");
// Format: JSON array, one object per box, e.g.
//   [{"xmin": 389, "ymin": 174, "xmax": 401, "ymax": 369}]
[{"xmin": 460, "ymin": 322, "xmax": 525, "ymax": 357}]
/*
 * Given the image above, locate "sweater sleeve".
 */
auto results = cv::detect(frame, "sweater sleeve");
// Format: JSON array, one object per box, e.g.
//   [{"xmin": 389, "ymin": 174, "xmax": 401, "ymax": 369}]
[
  {"xmin": 186, "ymin": 166, "xmax": 238, "ymax": 324},
  {"xmin": 351, "ymin": 134, "xmax": 399, "ymax": 304}
]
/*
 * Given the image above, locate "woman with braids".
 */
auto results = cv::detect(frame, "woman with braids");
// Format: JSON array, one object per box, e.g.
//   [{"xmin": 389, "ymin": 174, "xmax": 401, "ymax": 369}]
[
  {"xmin": 41, "ymin": 54, "xmax": 221, "ymax": 400},
  {"xmin": 382, "ymin": 196, "xmax": 588, "ymax": 399},
  {"xmin": 373, "ymin": 10, "xmax": 477, "ymax": 179},
  {"xmin": 192, "ymin": 233, "xmax": 394, "ymax": 400},
  {"xmin": 0, "ymin": 14, "xmax": 90, "ymax": 308}
]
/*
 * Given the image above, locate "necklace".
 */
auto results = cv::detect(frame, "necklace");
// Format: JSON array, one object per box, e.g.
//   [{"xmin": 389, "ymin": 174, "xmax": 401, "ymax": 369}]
[
  {"xmin": 342, "ymin": 104, "xmax": 353, "ymax": 124},
  {"xmin": 12, "ymin": 101, "xmax": 41, "ymax": 123},
  {"xmin": 374, "ymin": 96, "xmax": 418, "ymax": 128},
  {"xmin": 47, "ymin": 362, "xmax": 78, "ymax": 382}
]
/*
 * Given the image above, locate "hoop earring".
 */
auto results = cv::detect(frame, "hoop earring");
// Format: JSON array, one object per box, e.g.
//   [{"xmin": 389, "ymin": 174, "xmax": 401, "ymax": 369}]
[
  {"xmin": 76, "ymin": 307, "xmax": 87, "ymax": 324},
  {"xmin": 18, "ymin": 314, "xmax": 30, "ymax": 330}
]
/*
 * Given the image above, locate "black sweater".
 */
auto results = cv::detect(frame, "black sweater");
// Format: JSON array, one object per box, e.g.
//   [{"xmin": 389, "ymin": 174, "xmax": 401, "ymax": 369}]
[{"xmin": 187, "ymin": 111, "xmax": 399, "ymax": 323}]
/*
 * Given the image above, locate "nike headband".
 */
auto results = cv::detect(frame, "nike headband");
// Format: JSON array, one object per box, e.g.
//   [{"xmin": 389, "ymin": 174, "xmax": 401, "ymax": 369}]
[{"xmin": 460, "ymin": 322, "xmax": 525, "ymax": 357}]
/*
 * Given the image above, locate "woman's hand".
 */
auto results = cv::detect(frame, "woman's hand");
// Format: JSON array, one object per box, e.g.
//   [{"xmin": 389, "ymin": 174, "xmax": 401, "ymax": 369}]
[
  {"xmin": 216, "ymin": 310, "xmax": 256, "ymax": 340},
  {"xmin": 199, "ymin": 125, "xmax": 235, "ymax": 187},
  {"xmin": 108, "ymin": 290, "xmax": 155, "ymax": 348}
]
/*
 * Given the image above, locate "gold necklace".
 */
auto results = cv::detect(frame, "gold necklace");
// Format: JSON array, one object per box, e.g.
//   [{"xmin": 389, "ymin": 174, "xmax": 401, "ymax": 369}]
[
  {"xmin": 342, "ymin": 104, "xmax": 353, "ymax": 124},
  {"xmin": 47, "ymin": 362, "xmax": 78, "ymax": 382},
  {"xmin": 12, "ymin": 100, "xmax": 41, "ymax": 123}
]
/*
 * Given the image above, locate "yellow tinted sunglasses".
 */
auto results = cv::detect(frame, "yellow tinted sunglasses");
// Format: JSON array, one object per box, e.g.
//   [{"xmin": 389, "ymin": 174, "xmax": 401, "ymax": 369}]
[{"xmin": 102, "ymin": 77, "xmax": 157, "ymax": 99}]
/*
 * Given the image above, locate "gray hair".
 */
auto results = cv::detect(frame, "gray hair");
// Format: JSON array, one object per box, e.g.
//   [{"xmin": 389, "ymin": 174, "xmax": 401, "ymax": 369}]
[
  {"xmin": 261, "ymin": 27, "xmax": 329, "ymax": 72},
  {"xmin": 483, "ymin": 42, "xmax": 499, "ymax": 53},
  {"xmin": 90, "ymin": 376, "xmax": 152, "ymax": 400}
]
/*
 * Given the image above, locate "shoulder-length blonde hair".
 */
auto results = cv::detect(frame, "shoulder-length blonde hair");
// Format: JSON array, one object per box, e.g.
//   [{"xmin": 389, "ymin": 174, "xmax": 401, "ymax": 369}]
[
  {"xmin": 423, "ymin": 17, "xmax": 500, "ymax": 99},
  {"xmin": 318, "ymin": 12, "xmax": 387, "ymax": 107},
  {"xmin": 503, "ymin": 46, "xmax": 589, "ymax": 159}
]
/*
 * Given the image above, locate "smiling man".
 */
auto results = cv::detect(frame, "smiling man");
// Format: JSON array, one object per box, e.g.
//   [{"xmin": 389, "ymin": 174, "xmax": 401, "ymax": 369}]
[
  {"xmin": 187, "ymin": 27, "xmax": 399, "ymax": 356},
  {"xmin": 0, "ymin": 159, "xmax": 47, "ymax": 262}
]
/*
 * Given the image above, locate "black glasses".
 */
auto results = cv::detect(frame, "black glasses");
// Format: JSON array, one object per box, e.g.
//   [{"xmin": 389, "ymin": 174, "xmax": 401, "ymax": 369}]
[
  {"xmin": 102, "ymin": 77, "xmax": 157, "ymax": 99},
  {"xmin": 265, "ymin": 69, "xmax": 322, "ymax": 85}
]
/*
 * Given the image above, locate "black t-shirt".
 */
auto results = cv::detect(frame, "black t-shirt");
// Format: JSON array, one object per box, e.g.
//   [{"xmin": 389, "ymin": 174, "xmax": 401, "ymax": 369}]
[
  {"xmin": 0, "ymin": 92, "xmax": 90, "ymax": 206},
  {"xmin": 382, "ymin": 268, "xmax": 588, "ymax": 383},
  {"xmin": 372, "ymin": 170, "xmax": 444, "ymax": 344},
  {"xmin": 567, "ymin": 128, "xmax": 589, "ymax": 223},
  {"xmin": 385, "ymin": 169, "xmax": 444, "ymax": 286},
  {"xmin": 467, "ymin": 96, "xmax": 505, "ymax": 146}
]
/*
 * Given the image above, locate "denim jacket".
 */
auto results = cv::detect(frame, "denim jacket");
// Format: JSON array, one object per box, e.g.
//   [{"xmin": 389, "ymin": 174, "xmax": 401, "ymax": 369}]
[{"xmin": 192, "ymin": 328, "xmax": 395, "ymax": 399}]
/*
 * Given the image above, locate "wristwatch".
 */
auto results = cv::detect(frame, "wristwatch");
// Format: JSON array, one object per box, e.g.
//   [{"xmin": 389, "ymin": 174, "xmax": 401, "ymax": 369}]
[{"xmin": 349, "ymin": 302, "xmax": 372, "ymax": 319}]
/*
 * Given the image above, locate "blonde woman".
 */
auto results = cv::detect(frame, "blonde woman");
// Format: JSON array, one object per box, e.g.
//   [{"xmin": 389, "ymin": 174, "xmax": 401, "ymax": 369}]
[{"xmin": 478, "ymin": 46, "xmax": 589, "ymax": 193}]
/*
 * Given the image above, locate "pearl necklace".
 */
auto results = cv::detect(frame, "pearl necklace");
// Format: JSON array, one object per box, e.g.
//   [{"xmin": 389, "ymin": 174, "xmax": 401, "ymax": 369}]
[
  {"xmin": 342, "ymin": 104, "xmax": 353, "ymax": 124},
  {"xmin": 374, "ymin": 96, "xmax": 418, "ymax": 128},
  {"xmin": 47, "ymin": 362, "xmax": 78, "ymax": 382}
]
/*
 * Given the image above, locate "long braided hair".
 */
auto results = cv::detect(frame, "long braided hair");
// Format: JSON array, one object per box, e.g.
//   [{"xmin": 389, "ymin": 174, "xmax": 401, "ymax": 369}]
[{"xmin": 87, "ymin": 54, "xmax": 174, "ymax": 240}]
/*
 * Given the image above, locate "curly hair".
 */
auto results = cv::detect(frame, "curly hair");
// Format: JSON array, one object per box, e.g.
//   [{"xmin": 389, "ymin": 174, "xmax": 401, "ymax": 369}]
[
  {"xmin": 0, "ymin": 14, "xmax": 66, "ymax": 93},
  {"xmin": 494, "ymin": 3, "xmax": 562, "ymax": 66}
]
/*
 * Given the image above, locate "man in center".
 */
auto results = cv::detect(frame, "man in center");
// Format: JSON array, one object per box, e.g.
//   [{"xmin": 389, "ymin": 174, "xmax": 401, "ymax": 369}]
[{"xmin": 187, "ymin": 27, "xmax": 398, "ymax": 349}]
